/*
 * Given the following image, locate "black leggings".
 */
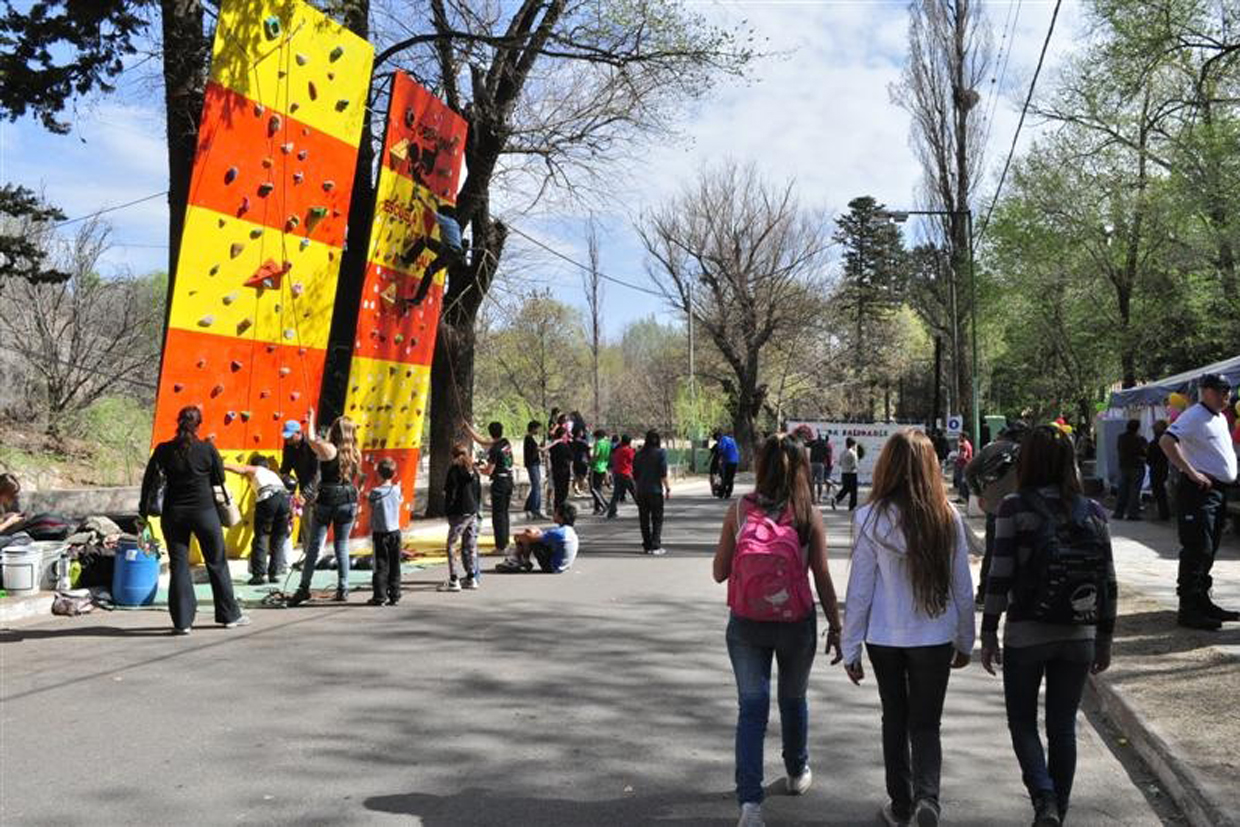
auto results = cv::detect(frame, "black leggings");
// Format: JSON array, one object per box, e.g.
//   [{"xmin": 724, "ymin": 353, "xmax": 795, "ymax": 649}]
[{"xmin": 161, "ymin": 506, "xmax": 241, "ymax": 629}]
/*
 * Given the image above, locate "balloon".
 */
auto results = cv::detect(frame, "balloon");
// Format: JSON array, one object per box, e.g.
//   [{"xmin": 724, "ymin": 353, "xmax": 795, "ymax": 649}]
[
  {"xmin": 1055, "ymin": 416, "xmax": 1066, "ymax": 426},
  {"xmin": 1168, "ymin": 392, "xmax": 1189, "ymax": 410},
  {"xmin": 1168, "ymin": 409, "xmax": 1181, "ymax": 423},
  {"xmin": 1235, "ymin": 400, "xmax": 1240, "ymax": 416}
]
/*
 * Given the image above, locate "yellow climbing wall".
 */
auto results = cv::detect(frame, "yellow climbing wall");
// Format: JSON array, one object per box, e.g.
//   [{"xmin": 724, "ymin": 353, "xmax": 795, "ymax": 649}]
[
  {"xmin": 150, "ymin": 0, "xmax": 374, "ymax": 555},
  {"xmin": 341, "ymin": 72, "xmax": 467, "ymax": 533}
]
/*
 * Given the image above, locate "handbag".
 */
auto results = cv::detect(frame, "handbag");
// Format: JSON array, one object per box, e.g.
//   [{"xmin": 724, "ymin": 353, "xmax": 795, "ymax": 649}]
[
  {"xmin": 142, "ymin": 465, "xmax": 166, "ymax": 517},
  {"xmin": 213, "ymin": 483, "xmax": 242, "ymax": 527}
]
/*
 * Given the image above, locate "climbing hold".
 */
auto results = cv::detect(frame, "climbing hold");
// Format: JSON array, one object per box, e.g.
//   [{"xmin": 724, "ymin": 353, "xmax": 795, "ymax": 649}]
[
  {"xmin": 295, "ymin": 52, "xmax": 308, "ymax": 66},
  {"xmin": 173, "ymin": 383, "xmax": 184, "ymax": 392},
  {"xmin": 265, "ymin": 344, "xmax": 277, "ymax": 353},
  {"xmin": 236, "ymin": 318, "xmax": 252, "ymax": 335},
  {"xmin": 224, "ymin": 411, "xmax": 237, "ymax": 424},
  {"xmin": 268, "ymin": 114, "xmax": 282, "ymax": 136},
  {"xmin": 246, "ymin": 259, "xmax": 288, "ymax": 290},
  {"xmin": 273, "ymin": 411, "xmax": 283, "ymax": 420},
  {"xmin": 290, "ymin": 391, "xmax": 301, "ymax": 401},
  {"xmin": 404, "ymin": 108, "xmax": 415, "ymax": 128},
  {"xmin": 279, "ymin": 366, "xmax": 292, "ymax": 376},
  {"xmin": 327, "ymin": 72, "xmax": 335, "ymax": 81},
  {"xmin": 239, "ymin": 411, "xmax": 252, "ymax": 422},
  {"xmin": 292, "ymin": 172, "xmax": 304, "ymax": 184},
  {"xmin": 308, "ymin": 81, "xmax": 317, "ymax": 101},
  {"xmin": 298, "ymin": 348, "xmax": 307, "ymax": 356},
  {"xmin": 290, "ymin": 282, "xmax": 304, "ymax": 297},
  {"xmin": 329, "ymin": 45, "xmax": 344, "ymax": 61},
  {"xmin": 217, "ymin": 217, "xmax": 227, "ymax": 229},
  {"xmin": 238, "ymin": 197, "xmax": 250, "ymax": 215},
  {"xmin": 222, "ymin": 292, "xmax": 238, "ymax": 305},
  {"xmin": 297, "ymin": 149, "xmax": 308, "ymax": 161},
  {"xmin": 224, "ymin": 166, "xmax": 238, "ymax": 184},
  {"xmin": 286, "ymin": 215, "xmax": 300, "ymax": 231},
  {"xmin": 299, "ymin": 238, "xmax": 311, "ymax": 250},
  {"xmin": 253, "ymin": 434, "xmax": 262, "ymax": 444},
  {"xmin": 198, "ymin": 314, "xmax": 215, "ymax": 327},
  {"xmin": 253, "ymin": 103, "xmax": 264, "ymax": 117},
  {"xmin": 230, "ymin": 242, "xmax": 245, "ymax": 259},
  {"xmin": 258, "ymin": 182, "xmax": 274, "ymax": 197},
  {"xmin": 261, "ymin": 157, "xmax": 273, "ymax": 168},
  {"xmin": 263, "ymin": 15, "xmax": 281, "ymax": 39},
  {"xmin": 211, "ymin": 384, "xmax": 225, "ymax": 398},
  {"xmin": 280, "ymin": 142, "xmax": 293, "ymax": 154},
  {"xmin": 335, "ymin": 99, "xmax": 350, "ymax": 112},
  {"xmin": 394, "ymin": 334, "xmax": 404, "ymax": 344},
  {"xmin": 289, "ymin": 102, "xmax": 300, "ymax": 113},
  {"xmin": 249, "ymin": 228, "xmax": 263, "ymax": 240},
  {"xmin": 230, "ymin": 360, "xmax": 243, "ymax": 372},
  {"xmin": 196, "ymin": 358, "xmax": 207, "ymax": 369},
  {"xmin": 278, "ymin": 70, "xmax": 287, "ymax": 79},
  {"xmin": 260, "ymin": 390, "xmax": 270, "ymax": 399},
  {"xmin": 283, "ymin": 329, "xmax": 295, "ymax": 340}
]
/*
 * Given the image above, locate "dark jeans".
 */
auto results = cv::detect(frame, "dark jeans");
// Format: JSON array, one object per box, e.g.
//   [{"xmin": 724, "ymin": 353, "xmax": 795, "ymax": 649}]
[
  {"xmin": 607, "ymin": 473, "xmax": 634, "ymax": 518},
  {"xmin": 161, "ymin": 506, "xmax": 242, "ymax": 629},
  {"xmin": 524, "ymin": 464, "xmax": 542, "ymax": 516},
  {"xmin": 402, "ymin": 237, "xmax": 463, "ymax": 304},
  {"xmin": 552, "ymin": 470, "xmax": 571, "ymax": 511},
  {"xmin": 1149, "ymin": 469, "xmax": 1169, "ymax": 520},
  {"xmin": 1113, "ymin": 466, "xmax": 1145, "ymax": 519},
  {"xmin": 721, "ymin": 462, "xmax": 738, "ymax": 498},
  {"xmin": 299, "ymin": 501, "xmax": 358, "ymax": 593},
  {"xmin": 371, "ymin": 530, "xmax": 402, "ymax": 602},
  {"xmin": 250, "ymin": 491, "xmax": 290, "ymax": 579},
  {"xmin": 636, "ymin": 491, "xmax": 664, "ymax": 551},
  {"xmin": 490, "ymin": 475, "xmax": 513, "ymax": 553},
  {"xmin": 1176, "ymin": 478, "xmax": 1227, "ymax": 605},
  {"xmin": 977, "ymin": 512, "xmax": 996, "ymax": 602},
  {"xmin": 726, "ymin": 613, "xmax": 817, "ymax": 805},
  {"xmin": 590, "ymin": 470, "xmax": 609, "ymax": 513},
  {"xmin": 867, "ymin": 642, "xmax": 954, "ymax": 818},
  {"xmin": 835, "ymin": 472, "xmax": 859, "ymax": 510},
  {"xmin": 1003, "ymin": 640, "xmax": 1094, "ymax": 816}
]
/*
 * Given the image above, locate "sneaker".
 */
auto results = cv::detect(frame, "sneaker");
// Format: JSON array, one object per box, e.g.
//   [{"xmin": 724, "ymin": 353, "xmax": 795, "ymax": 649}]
[
  {"xmin": 787, "ymin": 765, "xmax": 812, "ymax": 795},
  {"xmin": 171, "ymin": 627, "xmax": 192, "ymax": 636},
  {"xmin": 1032, "ymin": 792, "xmax": 1061, "ymax": 826},
  {"xmin": 879, "ymin": 803, "xmax": 910, "ymax": 826},
  {"xmin": 332, "ymin": 588, "xmax": 348, "ymax": 603},
  {"xmin": 648, "ymin": 547, "xmax": 667, "ymax": 556},
  {"xmin": 913, "ymin": 799, "xmax": 940, "ymax": 826},
  {"xmin": 437, "ymin": 579, "xmax": 462, "ymax": 592},
  {"xmin": 494, "ymin": 559, "xmax": 523, "ymax": 573},
  {"xmin": 737, "ymin": 802, "xmax": 765, "ymax": 827},
  {"xmin": 462, "ymin": 577, "xmax": 479, "ymax": 590},
  {"xmin": 287, "ymin": 588, "xmax": 311, "ymax": 607},
  {"xmin": 386, "ymin": 597, "xmax": 399, "ymax": 606},
  {"xmin": 222, "ymin": 615, "xmax": 251, "ymax": 629},
  {"xmin": 247, "ymin": 575, "xmax": 266, "ymax": 586},
  {"xmin": 367, "ymin": 597, "xmax": 386, "ymax": 606},
  {"xmin": 267, "ymin": 575, "xmax": 280, "ymax": 584}
]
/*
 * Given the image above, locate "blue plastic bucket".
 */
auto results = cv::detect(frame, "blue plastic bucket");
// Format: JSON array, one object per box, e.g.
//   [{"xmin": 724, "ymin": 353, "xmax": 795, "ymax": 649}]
[{"xmin": 112, "ymin": 540, "xmax": 160, "ymax": 606}]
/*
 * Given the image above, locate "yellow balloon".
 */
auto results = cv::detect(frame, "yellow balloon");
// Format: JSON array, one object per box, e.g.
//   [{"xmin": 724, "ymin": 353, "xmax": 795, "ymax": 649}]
[
  {"xmin": 1235, "ymin": 399, "xmax": 1240, "ymax": 416},
  {"xmin": 1168, "ymin": 392, "xmax": 1189, "ymax": 410}
]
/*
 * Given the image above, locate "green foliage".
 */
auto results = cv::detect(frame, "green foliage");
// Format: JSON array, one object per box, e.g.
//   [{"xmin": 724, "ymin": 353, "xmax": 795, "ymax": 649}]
[{"xmin": 0, "ymin": 184, "xmax": 67, "ymax": 282}]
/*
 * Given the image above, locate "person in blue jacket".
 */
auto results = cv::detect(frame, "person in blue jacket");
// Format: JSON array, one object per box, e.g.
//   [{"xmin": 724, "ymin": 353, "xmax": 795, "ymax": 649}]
[
  {"xmin": 718, "ymin": 431, "xmax": 741, "ymax": 498},
  {"xmin": 400, "ymin": 203, "xmax": 464, "ymax": 307}
]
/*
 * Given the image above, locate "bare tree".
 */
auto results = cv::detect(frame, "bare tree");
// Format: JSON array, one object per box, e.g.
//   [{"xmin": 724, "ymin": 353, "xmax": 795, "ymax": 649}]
[
  {"xmin": 583, "ymin": 217, "xmax": 604, "ymax": 424},
  {"xmin": 638, "ymin": 161, "xmax": 829, "ymax": 468},
  {"xmin": 891, "ymin": 0, "xmax": 992, "ymax": 426},
  {"xmin": 0, "ymin": 218, "xmax": 163, "ymax": 436}
]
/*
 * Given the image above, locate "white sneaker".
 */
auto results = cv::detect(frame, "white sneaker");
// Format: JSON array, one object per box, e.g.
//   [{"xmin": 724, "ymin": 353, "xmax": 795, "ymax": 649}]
[
  {"xmin": 787, "ymin": 765, "xmax": 812, "ymax": 795},
  {"xmin": 437, "ymin": 579, "xmax": 462, "ymax": 592},
  {"xmin": 648, "ymin": 547, "xmax": 667, "ymax": 556},
  {"xmin": 462, "ymin": 577, "xmax": 479, "ymax": 590},
  {"xmin": 737, "ymin": 802, "xmax": 765, "ymax": 827},
  {"xmin": 222, "ymin": 615, "xmax": 251, "ymax": 629}
]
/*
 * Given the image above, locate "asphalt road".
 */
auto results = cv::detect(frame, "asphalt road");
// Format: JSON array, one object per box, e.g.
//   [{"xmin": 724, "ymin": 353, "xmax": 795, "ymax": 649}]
[{"xmin": 1, "ymin": 479, "xmax": 1164, "ymax": 826}]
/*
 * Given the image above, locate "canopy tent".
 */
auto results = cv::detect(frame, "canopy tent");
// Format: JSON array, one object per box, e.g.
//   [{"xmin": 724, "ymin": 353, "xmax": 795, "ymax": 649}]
[{"xmin": 1108, "ymin": 353, "xmax": 1240, "ymax": 408}]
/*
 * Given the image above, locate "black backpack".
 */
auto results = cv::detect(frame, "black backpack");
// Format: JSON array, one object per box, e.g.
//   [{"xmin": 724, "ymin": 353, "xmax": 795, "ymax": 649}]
[{"xmin": 1015, "ymin": 491, "xmax": 1110, "ymax": 625}]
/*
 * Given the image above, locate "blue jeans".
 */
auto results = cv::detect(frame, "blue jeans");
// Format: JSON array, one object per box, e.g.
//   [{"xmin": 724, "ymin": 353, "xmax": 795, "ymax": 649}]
[
  {"xmin": 298, "ymin": 501, "xmax": 358, "ymax": 592},
  {"xmin": 524, "ymin": 464, "xmax": 543, "ymax": 516},
  {"xmin": 1003, "ymin": 640, "xmax": 1094, "ymax": 815},
  {"xmin": 726, "ymin": 613, "xmax": 817, "ymax": 805}
]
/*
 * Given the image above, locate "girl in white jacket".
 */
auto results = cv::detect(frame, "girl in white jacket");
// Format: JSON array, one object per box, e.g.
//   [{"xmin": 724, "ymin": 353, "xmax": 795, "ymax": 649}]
[{"xmin": 841, "ymin": 429, "xmax": 975, "ymax": 827}]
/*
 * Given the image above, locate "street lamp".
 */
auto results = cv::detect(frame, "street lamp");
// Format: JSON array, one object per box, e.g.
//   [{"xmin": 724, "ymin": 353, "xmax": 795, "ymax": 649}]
[{"xmin": 877, "ymin": 207, "xmax": 980, "ymax": 445}]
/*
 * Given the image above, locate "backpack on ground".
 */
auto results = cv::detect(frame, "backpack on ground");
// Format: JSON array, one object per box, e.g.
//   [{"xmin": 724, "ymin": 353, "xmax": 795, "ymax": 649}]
[
  {"xmin": 1015, "ymin": 491, "xmax": 1110, "ymax": 625},
  {"xmin": 728, "ymin": 498, "xmax": 815, "ymax": 622}
]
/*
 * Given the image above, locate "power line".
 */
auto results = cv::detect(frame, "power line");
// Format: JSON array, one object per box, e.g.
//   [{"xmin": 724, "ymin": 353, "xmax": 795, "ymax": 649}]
[
  {"xmin": 54, "ymin": 190, "xmax": 168, "ymax": 229},
  {"xmin": 975, "ymin": 0, "xmax": 1062, "ymax": 243},
  {"xmin": 979, "ymin": 0, "xmax": 1023, "ymax": 161},
  {"xmin": 506, "ymin": 223, "xmax": 664, "ymax": 298}
]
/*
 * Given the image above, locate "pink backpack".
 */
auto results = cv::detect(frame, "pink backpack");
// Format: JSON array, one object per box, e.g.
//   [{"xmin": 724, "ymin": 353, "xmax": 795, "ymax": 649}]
[{"xmin": 728, "ymin": 498, "xmax": 815, "ymax": 622}]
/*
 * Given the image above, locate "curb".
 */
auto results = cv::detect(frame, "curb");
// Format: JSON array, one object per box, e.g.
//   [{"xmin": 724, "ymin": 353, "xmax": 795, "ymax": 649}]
[
  {"xmin": 957, "ymin": 512, "xmax": 1234, "ymax": 827},
  {"xmin": 0, "ymin": 593, "xmax": 54, "ymax": 625},
  {"xmin": 1087, "ymin": 674, "xmax": 1235, "ymax": 827}
]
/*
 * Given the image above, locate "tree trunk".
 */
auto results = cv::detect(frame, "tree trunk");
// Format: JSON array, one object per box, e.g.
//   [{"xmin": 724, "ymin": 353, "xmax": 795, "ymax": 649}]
[
  {"xmin": 425, "ymin": 316, "xmax": 476, "ymax": 516},
  {"xmin": 1118, "ymin": 91, "xmax": 1150, "ymax": 389}
]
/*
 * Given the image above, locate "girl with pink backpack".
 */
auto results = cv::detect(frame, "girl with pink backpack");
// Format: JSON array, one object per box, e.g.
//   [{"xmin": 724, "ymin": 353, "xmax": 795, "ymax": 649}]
[
  {"xmin": 840, "ymin": 430, "xmax": 975, "ymax": 827},
  {"xmin": 713, "ymin": 434, "xmax": 844, "ymax": 827}
]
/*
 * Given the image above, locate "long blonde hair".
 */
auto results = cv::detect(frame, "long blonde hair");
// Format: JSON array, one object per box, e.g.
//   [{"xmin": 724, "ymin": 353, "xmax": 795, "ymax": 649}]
[
  {"xmin": 328, "ymin": 416, "xmax": 361, "ymax": 480},
  {"xmin": 867, "ymin": 430, "xmax": 956, "ymax": 617}
]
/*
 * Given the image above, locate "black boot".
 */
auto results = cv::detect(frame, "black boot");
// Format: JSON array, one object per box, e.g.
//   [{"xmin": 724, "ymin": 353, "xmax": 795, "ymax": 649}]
[
  {"xmin": 1032, "ymin": 792, "xmax": 1061, "ymax": 827},
  {"xmin": 1203, "ymin": 597, "xmax": 1240, "ymax": 622},
  {"xmin": 1178, "ymin": 596, "xmax": 1223, "ymax": 630},
  {"xmin": 287, "ymin": 588, "xmax": 311, "ymax": 607}
]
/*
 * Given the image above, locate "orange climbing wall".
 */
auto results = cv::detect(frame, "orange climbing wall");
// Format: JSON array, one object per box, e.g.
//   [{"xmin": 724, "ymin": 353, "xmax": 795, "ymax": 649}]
[
  {"xmin": 150, "ymin": 0, "xmax": 374, "ymax": 555},
  {"xmin": 343, "ymin": 73, "xmax": 468, "ymax": 533}
]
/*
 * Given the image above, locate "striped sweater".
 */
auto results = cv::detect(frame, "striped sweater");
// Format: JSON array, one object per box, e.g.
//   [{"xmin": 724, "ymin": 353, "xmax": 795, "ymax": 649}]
[{"xmin": 981, "ymin": 487, "xmax": 1117, "ymax": 650}]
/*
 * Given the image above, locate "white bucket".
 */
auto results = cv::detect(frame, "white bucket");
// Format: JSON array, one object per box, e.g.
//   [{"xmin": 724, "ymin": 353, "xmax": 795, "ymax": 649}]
[{"xmin": 3, "ymin": 546, "xmax": 43, "ymax": 594}]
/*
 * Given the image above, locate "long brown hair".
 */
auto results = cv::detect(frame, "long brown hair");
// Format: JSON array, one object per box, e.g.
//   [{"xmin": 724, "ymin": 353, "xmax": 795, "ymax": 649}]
[
  {"xmin": 175, "ymin": 406, "xmax": 202, "ymax": 457},
  {"xmin": 867, "ymin": 430, "xmax": 956, "ymax": 617},
  {"xmin": 1016, "ymin": 425, "xmax": 1081, "ymax": 507},
  {"xmin": 752, "ymin": 434, "xmax": 815, "ymax": 543},
  {"xmin": 328, "ymin": 416, "xmax": 361, "ymax": 480},
  {"xmin": 451, "ymin": 442, "xmax": 474, "ymax": 470}
]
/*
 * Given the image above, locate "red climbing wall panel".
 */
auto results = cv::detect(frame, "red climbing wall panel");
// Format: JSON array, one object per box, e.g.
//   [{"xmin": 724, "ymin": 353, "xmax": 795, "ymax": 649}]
[
  {"xmin": 150, "ymin": 0, "xmax": 374, "ymax": 555},
  {"xmin": 343, "ymin": 73, "xmax": 468, "ymax": 533}
]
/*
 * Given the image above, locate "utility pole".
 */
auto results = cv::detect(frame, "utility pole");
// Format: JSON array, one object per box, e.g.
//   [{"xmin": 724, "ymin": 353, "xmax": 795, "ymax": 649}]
[{"xmin": 688, "ymin": 279, "xmax": 697, "ymax": 472}]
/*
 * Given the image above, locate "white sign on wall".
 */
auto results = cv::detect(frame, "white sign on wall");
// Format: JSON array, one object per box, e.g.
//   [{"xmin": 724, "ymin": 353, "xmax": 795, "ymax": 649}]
[
  {"xmin": 945, "ymin": 415, "xmax": 963, "ymax": 436},
  {"xmin": 785, "ymin": 421, "xmax": 925, "ymax": 485}
]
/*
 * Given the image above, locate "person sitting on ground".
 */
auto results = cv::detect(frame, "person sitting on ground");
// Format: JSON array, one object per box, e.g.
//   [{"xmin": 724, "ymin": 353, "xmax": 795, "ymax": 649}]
[
  {"xmin": 367, "ymin": 458, "xmax": 404, "ymax": 606},
  {"xmin": 224, "ymin": 454, "xmax": 292, "ymax": 586},
  {"xmin": 0, "ymin": 472, "xmax": 24, "ymax": 534},
  {"xmin": 440, "ymin": 443, "xmax": 482, "ymax": 592},
  {"xmin": 496, "ymin": 502, "xmax": 579, "ymax": 573},
  {"xmin": 400, "ymin": 203, "xmax": 464, "ymax": 307}
]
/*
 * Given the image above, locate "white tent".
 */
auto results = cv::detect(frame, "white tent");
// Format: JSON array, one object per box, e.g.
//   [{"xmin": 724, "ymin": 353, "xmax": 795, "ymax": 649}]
[{"xmin": 1108, "ymin": 353, "xmax": 1240, "ymax": 408}]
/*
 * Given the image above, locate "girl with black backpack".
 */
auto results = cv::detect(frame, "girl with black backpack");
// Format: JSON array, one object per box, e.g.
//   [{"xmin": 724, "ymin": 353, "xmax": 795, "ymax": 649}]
[
  {"xmin": 841, "ymin": 430, "xmax": 974, "ymax": 827},
  {"xmin": 712, "ymin": 434, "xmax": 843, "ymax": 827},
  {"xmin": 980, "ymin": 425, "xmax": 1117, "ymax": 827}
]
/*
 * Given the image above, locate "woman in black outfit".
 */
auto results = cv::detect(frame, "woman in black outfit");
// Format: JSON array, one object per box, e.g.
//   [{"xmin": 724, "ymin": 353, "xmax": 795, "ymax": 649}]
[{"xmin": 140, "ymin": 406, "xmax": 247, "ymax": 635}]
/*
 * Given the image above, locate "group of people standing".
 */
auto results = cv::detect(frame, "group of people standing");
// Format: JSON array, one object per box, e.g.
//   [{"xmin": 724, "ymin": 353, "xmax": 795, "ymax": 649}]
[{"xmin": 716, "ymin": 425, "xmax": 1118, "ymax": 827}]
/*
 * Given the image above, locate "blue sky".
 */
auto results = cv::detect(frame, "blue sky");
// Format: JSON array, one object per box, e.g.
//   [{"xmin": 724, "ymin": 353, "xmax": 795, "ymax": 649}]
[{"xmin": 4, "ymin": 1, "xmax": 1082, "ymax": 336}]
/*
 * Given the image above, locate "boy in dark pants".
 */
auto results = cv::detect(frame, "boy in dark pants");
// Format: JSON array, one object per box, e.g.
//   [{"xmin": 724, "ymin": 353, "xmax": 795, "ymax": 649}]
[
  {"xmin": 367, "ymin": 459, "xmax": 404, "ymax": 606},
  {"xmin": 223, "ymin": 455, "xmax": 291, "ymax": 585}
]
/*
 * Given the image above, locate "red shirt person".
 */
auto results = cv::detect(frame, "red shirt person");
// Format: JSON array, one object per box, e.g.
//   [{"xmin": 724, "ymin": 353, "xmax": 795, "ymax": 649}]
[{"xmin": 606, "ymin": 435, "xmax": 636, "ymax": 519}]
